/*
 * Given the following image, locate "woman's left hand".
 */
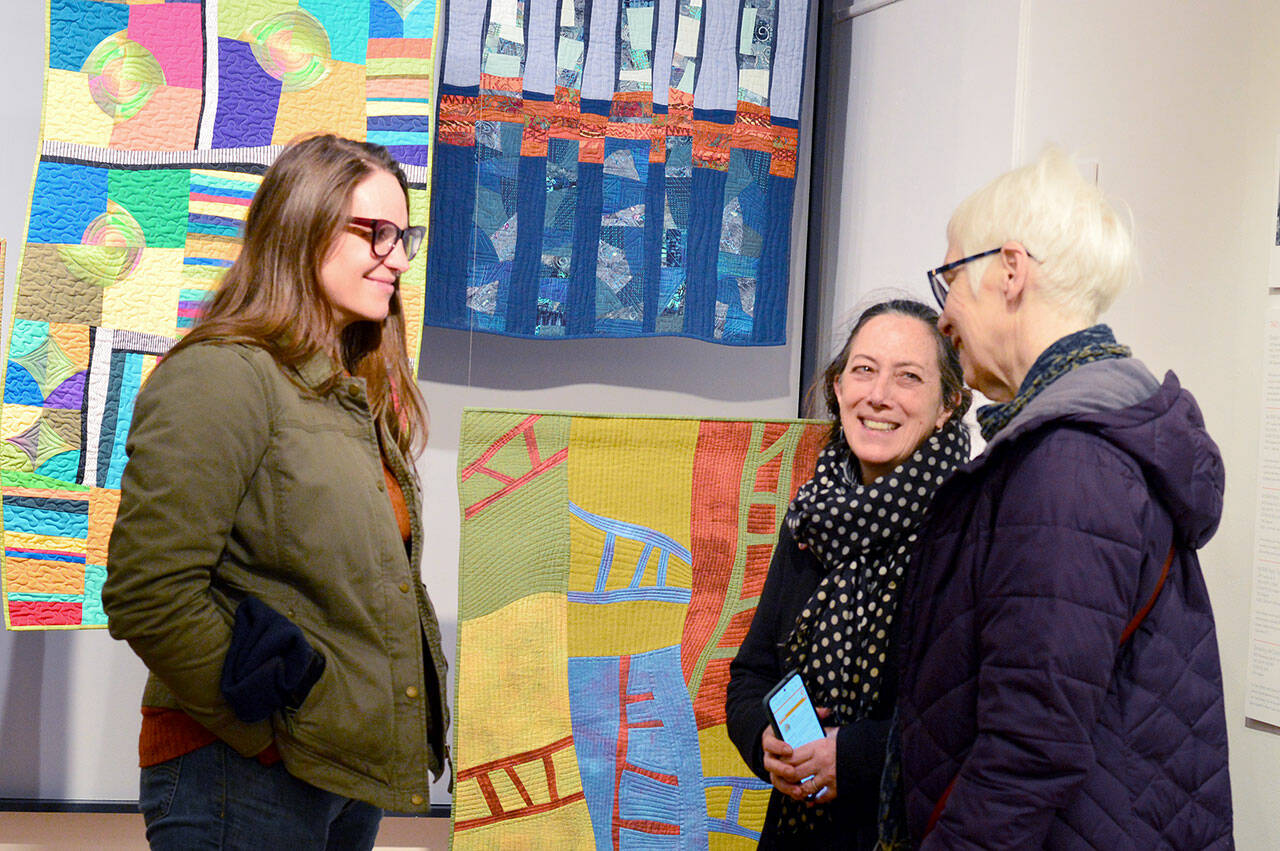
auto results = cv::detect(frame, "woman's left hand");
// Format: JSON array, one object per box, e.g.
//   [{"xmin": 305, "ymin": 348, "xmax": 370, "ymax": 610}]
[
  {"xmin": 792, "ymin": 707, "xmax": 839, "ymax": 804},
  {"xmin": 770, "ymin": 707, "xmax": 839, "ymax": 804}
]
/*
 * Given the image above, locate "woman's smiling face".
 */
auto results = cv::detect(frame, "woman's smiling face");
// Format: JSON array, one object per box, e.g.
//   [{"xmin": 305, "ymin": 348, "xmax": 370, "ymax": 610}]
[
  {"xmin": 833, "ymin": 313, "xmax": 950, "ymax": 483},
  {"xmin": 318, "ymin": 168, "xmax": 410, "ymax": 333}
]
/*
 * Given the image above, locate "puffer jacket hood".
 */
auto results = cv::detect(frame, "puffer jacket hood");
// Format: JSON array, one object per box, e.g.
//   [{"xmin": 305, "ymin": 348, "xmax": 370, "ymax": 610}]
[{"xmin": 983, "ymin": 358, "xmax": 1224, "ymax": 550}]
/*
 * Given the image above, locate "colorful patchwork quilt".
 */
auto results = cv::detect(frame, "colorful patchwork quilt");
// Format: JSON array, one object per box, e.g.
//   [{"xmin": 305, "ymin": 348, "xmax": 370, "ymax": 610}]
[
  {"xmin": 454, "ymin": 409, "xmax": 825, "ymax": 846},
  {"xmin": 2, "ymin": 0, "xmax": 441, "ymax": 629},
  {"xmin": 425, "ymin": 0, "xmax": 814, "ymax": 345}
]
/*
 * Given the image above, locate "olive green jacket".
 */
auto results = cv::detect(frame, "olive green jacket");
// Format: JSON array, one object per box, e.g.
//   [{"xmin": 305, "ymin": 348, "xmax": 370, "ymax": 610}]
[{"xmin": 103, "ymin": 342, "xmax": 449, "ymax": 813}]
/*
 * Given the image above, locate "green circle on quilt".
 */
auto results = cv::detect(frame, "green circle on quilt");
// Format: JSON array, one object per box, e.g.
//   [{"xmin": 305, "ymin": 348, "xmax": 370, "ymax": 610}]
[
  {"xmin": 245, "ymin": 10, "xmax": 331, "ymax": 93},
  {"xmin": 81, "ymin": 32, "xmax": 165, "ymax": 122},
  {"xmin": 56, "ymin": 201, "xmax": 145, "ymax": 288}
]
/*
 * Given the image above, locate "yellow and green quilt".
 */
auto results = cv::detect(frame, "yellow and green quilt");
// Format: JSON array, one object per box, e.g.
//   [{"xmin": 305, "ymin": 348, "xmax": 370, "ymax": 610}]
[{"xmin": 454, "ymin": 408, "xmax": 825, "ymax": 847}]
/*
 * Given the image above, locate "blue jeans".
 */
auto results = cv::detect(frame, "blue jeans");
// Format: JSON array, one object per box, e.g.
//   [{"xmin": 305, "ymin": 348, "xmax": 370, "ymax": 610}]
[{"xmin": 139, "ymin": 740, "xmax": 382, "ymax": 850}]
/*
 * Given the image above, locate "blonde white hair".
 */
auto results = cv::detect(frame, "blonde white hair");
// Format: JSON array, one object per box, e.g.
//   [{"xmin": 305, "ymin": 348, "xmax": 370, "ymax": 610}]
[{"xmin": 947, "ymin": 146, "xmax": 1133, "ymax": 322}]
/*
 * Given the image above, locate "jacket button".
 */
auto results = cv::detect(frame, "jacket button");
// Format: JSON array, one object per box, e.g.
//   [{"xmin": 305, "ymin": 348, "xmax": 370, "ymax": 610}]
[
  {"xmin": 411, "ymin": 794, "xmax": 424, "ymax": 806},
  {"xmin": 406, "ymin": 686, "xmax": 419, "ymax": 699},
  {"xmin": 399, "ymin": 582, "xmax": 410, "ymax": 593}
]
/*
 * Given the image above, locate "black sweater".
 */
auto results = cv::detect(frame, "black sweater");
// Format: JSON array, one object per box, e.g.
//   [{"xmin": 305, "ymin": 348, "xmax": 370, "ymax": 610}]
[{"xmin": 725, "ymin": 524, "xmax": 893, "ymax": 849}]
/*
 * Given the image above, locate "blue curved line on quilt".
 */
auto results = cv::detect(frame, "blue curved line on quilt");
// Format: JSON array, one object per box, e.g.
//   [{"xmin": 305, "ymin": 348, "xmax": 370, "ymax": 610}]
[
  {"xmin": 567, "ymin": 502, "xmax": 693, "ymax": 562},
  {"xmin": 567, "ymin": 587, "xmax": 691, "ymax": 605},
  {"xmin": 567, "ymin": 501, "xmax": 693, "ymax": 601},
  {"xmin": 704, "ymin": 774, "xmax": 769, "ymax": 840},
  {"xmin": 706, "ymin": 815, "xmax": 763, "ymax": 841}
]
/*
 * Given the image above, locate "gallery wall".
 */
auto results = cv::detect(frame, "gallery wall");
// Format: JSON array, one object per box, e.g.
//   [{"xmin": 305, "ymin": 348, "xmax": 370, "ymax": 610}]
[
  {"xmin": 4, "ymin": 0, "xmax": 1280, "ymax": 846},
  {"xmin": 0, "ymin": 3, "xmax": 814, "ymax": 808}
]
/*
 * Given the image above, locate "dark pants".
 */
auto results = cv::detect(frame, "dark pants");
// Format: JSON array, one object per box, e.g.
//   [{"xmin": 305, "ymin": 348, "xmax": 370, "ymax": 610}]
[{"xmin": 139, "ymin": 740, "xmax": 382, "ymax": 850}]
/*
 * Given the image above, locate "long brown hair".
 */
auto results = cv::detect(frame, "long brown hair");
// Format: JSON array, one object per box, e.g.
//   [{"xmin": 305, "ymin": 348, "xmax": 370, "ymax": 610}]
[{"xmin": 166, "ymin": 134, "xmax": 428, "ymax": 455}]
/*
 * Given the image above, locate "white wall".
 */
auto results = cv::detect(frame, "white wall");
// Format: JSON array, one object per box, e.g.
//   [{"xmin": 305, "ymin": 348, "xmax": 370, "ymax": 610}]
[
  {"xmin": 8, "ymin": 0, "xmax": 1280, "ymax": 844},
  {"xmin": 815, "ymin": 0, "xmax": 1022, "ymax": 349},
  {"xmin": 822, "ymin": 0, "xmax": 1278, "ymax": 845}
]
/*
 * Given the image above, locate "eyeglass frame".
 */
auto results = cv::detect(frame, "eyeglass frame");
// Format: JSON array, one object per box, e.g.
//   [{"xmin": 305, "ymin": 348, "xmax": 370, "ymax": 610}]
[
  {"xmin": 927, "ymin": 248, "xmax": 999, "ymax": 310},
  {"xmin": 927, "ymin": 246, "xmax": 1037, "ymax": 310},
  {"xmin": 347, "ymin": 216, "xmax": 426, "ymax": 262}
]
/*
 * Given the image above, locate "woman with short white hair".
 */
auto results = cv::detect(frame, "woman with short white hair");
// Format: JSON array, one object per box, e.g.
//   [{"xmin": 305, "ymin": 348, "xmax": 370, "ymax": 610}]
[{"xmin": 891, "ymin": 148, "xmax": 1233, "ymax": 849}]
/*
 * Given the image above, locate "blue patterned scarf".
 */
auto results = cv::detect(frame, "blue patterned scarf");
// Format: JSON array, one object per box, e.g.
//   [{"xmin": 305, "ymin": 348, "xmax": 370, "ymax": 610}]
[{"xmin": 975, "ymin": 325, "xmax": 1131, "ymax": 441}]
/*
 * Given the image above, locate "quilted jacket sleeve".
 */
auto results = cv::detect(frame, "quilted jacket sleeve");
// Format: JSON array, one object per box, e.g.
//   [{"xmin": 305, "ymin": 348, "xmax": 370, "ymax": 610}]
[
  {"xmin": 726, "ymin": 525, "xmax": 892, "ymax": 803},
  {"xmin": 923, "ymin": 429, "xmax": 1158, "ymax": 850},
  {"xmin": 102, "ymin": 344, "xmax": 274, "ymax": 756}
]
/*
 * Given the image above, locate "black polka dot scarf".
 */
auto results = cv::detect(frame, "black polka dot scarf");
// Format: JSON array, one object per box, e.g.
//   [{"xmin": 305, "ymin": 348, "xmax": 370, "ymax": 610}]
[{"xmin": 774, "ymin": 418, "xmax": 969, "ymax": 835}]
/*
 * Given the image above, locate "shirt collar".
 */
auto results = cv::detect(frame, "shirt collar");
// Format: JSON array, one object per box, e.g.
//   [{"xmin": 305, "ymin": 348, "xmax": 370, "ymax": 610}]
[{"xmin": 294, "ymin": 349, "xmax": 344, "ymax": 390}]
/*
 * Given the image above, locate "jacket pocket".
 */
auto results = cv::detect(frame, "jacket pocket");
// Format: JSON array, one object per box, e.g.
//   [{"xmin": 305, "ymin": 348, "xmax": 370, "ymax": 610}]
[{"xmin": 274, "ymin": 648, "xmax": 393, "ymax": 781}]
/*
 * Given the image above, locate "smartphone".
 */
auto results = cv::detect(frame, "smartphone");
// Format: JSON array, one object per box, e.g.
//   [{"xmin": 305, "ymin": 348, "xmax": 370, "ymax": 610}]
[{"xmin": 762, "ymin": 669, "xmax": 827, "ymax": 798}]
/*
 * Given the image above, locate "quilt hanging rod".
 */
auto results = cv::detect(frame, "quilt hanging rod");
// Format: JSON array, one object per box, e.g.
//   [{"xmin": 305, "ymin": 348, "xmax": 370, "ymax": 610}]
[{"xmin": 834, "ymin": 0, "xmax": 907, "ymax": 23}]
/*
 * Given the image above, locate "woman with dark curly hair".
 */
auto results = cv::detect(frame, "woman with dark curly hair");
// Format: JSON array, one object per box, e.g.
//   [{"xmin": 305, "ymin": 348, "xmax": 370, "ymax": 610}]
[{"xmin": 726, "ymin": 298, "xmax": 970, "ymax": 848}]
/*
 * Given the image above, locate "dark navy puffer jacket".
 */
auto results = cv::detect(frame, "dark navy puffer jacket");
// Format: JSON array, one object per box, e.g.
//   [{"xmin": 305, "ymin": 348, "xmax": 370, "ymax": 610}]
[{"xmin": 896, "ymin": 358, "xmax": 1233, "ymax": 849}]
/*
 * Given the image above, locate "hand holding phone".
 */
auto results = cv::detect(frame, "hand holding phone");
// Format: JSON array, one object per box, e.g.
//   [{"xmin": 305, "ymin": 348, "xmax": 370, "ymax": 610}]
[{"xmin": 762, "ymin": 670, "xmax": 830, "ymax": 800}]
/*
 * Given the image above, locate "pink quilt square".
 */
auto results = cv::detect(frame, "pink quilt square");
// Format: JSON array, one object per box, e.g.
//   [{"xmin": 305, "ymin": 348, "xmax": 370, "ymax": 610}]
[{"xmin": 128, "ymin": 2, "xmax": 203, "ymax": 90}]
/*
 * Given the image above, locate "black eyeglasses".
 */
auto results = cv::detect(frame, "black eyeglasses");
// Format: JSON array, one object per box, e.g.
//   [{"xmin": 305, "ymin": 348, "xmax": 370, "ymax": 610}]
[
  {"xmin": 927, "ymin": 247, "xmax": 1037, "ymax": 309},
  {"xmin": 348, "ymin": 217, "xmax": 426, "ymax": 262},
  {"xmin": 926, "ymin": 248, "xmax": 1000, "ymax": 309}
]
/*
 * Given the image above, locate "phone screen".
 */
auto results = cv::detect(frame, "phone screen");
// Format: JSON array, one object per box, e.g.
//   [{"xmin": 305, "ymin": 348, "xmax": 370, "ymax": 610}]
[{"xmin": 765, "ymin": 670, "xmax": 825, "ymax": 748}]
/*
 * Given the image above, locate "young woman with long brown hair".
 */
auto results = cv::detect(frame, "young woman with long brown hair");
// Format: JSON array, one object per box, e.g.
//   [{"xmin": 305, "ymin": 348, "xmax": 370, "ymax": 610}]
[{"xmin": 102, "ymin": 135, "xmax": 448, "ymax": 849}]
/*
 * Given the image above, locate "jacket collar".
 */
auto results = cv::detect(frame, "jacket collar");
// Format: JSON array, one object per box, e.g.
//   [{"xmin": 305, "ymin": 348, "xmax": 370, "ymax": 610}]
[
  {"xmin": 293, "ymin": 350, "xmax": 345, "ymax": 391},
  {"xmin": 956, "ymin": 362, "xmax": 1223, "ymax": 551},
  {"xmin": 981, "ymin": 356, "xmax": 1160, "ymax": 458}
]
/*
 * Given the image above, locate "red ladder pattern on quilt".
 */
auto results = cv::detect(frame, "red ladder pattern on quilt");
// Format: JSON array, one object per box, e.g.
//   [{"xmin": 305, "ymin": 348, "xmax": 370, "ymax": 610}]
[
  {"xmin": 682, "ymin": 421, "xmax": 824, "ymax": 729},
  {"xmin": 453, "ymin": 735, "xmax": 584, "ymax": 830},
  {"xmin": 611, "ymin": 654, "xmax": 680, "ymax": 846},
  {"xmin": 460, "ymin": 414, "xmax": 568, "ymax": 519}
]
